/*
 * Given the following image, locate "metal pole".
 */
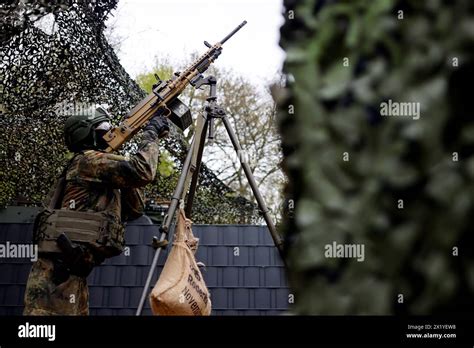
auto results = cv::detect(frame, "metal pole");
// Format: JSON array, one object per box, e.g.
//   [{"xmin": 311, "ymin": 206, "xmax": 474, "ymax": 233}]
[
  {"xmin": 135, "ymin": 136, "xmax": 196, "ymax": 316},
  {"xmin": 135, "ymin": 231, "xmax": 167, "ymax": 315},
  {"xmin": 221, "ymin": 116, "xmax": 285, "ymax": 258},
  {"xmin": 186, "ymin": 77, "xmax": 216, "ymax": 217},
  {"xmin": 185, "ymin": 119, "xmax": 209, "ymax": 217}
]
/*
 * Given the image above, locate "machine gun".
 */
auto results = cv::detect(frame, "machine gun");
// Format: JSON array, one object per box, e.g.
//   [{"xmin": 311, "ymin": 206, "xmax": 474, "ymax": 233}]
[{"xmin": 102, "ymin": 21, "xmax": 247, "ymax": 153}]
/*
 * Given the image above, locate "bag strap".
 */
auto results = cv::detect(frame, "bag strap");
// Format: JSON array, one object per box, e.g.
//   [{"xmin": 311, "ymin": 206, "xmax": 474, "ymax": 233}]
[
  {"xmin": 174, "ymin": 209, "xmax": 193, "ymax": 242},
  {"xmin": 47, "ymin": 156, "xmax": 76, "ymax": 210},
  {"xmin": 174, "ymin": 209, "xmax": 185, "ymax": 242},
  {"xmin": 174, "ymin": 209, "xmax": 198, "ymax": 249}
]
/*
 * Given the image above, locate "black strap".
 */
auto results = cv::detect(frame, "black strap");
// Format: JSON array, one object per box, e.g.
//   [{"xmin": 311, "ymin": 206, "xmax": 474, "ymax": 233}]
[{"xmin": 47, "ymin": 156, "xmax": 77, "ymax": 210}]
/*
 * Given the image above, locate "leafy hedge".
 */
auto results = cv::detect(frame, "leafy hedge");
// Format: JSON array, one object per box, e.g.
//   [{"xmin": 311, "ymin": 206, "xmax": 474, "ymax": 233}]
[{"xmin": 277, "ymin": 0, "xmax": 474, "ymax": 314}]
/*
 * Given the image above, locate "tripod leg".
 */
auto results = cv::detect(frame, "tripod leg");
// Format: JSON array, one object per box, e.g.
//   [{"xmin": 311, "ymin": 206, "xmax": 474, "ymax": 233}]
[
  {"xmin": 221, "ymin": 115, "xmax": 285, "ymax": 260},
  {"xmin": 185, "ymin": 116, "xmax": 209, "ymax": 217},
  {"xmin": 135, "ymin": 117, "xmax": 208, "ymax": 315},
  {"xmin": 135, "ymin": 230, "xmax": 167, "ymax": 315},
  {"xmin": 135, "ymin": 143, "xmax": 192, "ymax": 315}
]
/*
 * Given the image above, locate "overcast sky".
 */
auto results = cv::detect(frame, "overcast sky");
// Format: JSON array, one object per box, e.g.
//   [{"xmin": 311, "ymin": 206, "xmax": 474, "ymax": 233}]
[{"xmin": 106, "ymin": 0, "xmax": 285, "ymax": 87}]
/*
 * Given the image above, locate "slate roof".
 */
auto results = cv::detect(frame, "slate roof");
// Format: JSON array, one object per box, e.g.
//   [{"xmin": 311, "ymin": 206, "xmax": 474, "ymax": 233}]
[{"xmin": 0, "ymin": 207, "xmax": 289, "ymax": 315}]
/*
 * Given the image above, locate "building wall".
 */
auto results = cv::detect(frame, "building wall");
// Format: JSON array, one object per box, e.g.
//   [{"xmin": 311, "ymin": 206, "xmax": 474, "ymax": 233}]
[{"xmin": 0, "ymin": 207, "xmax": 289, "ymax": 315}]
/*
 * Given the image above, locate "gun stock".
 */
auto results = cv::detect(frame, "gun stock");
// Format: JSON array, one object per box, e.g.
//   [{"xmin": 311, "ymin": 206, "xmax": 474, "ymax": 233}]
[{"xmin": 103, "ymin": 20, "xmax": 247, "ymax": 153}]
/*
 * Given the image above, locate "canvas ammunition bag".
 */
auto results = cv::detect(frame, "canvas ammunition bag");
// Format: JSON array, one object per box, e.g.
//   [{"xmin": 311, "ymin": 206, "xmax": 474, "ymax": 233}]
[
  {"xmin": 33, "ymin": 158, "xmax": 125, "ymax": 259},
  {"xmin": 150, "ymin": 209, "xmax": 212, "ymax": 316}
]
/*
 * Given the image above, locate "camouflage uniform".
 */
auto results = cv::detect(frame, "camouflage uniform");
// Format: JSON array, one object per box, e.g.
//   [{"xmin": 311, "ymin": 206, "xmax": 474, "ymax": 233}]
[{"xmin": 24, "ymin": 130, "xmax": 160, "ymax": 315}]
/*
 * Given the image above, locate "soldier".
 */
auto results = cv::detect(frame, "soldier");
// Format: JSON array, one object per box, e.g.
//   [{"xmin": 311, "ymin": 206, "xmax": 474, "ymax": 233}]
[{"xmin": 23, "ymin": 107, "xmax": 170, "ymax": 315}]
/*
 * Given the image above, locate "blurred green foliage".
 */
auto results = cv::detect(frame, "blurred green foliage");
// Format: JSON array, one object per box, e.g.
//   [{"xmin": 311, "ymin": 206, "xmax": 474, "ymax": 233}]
[
  {"xmin": 136, "ymin": 64, "xmax": 173, "ymax": 93},
  {"xmin": 156, "ymin": 149, "xmax": 175, "ymax": 178},
  {"xmin": 277, "ymin": 0, "xmax": 474, "ymax": 314}
]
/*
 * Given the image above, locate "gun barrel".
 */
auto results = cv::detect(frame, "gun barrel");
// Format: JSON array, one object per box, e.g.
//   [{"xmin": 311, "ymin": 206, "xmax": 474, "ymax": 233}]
[{"xmin": 219, "ymin": 20, "xmax": 247, "ymax": 44}]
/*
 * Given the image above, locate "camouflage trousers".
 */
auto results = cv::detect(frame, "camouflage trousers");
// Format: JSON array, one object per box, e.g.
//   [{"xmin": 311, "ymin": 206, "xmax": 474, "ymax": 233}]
[{"xmin": 23, "ymin": 257, "xmax": 89, "ymax": 316}]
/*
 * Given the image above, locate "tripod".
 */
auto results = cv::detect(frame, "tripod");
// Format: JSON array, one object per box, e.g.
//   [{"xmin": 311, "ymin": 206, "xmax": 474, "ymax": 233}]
[{"xmin": 136, "ymin": 75, "xmax": 285, "ymax": 315}]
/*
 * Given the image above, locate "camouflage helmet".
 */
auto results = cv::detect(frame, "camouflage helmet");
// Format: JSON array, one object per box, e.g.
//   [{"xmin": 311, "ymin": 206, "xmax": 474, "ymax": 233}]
[{"xmin": 64, "ymin": 107, "xmax": 111, "ymax": 152}]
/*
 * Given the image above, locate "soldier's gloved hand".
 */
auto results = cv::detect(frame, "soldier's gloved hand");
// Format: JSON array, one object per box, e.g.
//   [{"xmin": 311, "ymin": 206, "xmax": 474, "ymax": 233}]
[{"xmin": 144, "ymin": 113, "xmax": 170, "ymax": 139}]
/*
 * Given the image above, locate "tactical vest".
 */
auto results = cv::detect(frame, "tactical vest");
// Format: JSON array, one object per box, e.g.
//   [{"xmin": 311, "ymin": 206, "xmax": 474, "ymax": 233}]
[{"xmin": 33, "ymin": 157, "xmax": 125, "ymax": 259}]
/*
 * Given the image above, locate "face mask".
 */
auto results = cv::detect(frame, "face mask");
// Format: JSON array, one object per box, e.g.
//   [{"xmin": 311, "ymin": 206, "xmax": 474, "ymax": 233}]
[
  {"xmin": 95, "ymin": 121, "xmax": 112, "ymax": 131},
  {"xmin": 94, "ymin": 122, "xmax": 112, "ymax": 150}
]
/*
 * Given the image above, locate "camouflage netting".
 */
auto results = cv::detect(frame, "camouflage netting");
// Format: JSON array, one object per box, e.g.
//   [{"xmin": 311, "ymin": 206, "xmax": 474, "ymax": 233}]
[
  {"xmin": 277, "ymin": 0, "xmax": 474, "ymax": 314},
  {"xmin": 0, "ymin": 0, "xmax": 257, "ymax": 224}
]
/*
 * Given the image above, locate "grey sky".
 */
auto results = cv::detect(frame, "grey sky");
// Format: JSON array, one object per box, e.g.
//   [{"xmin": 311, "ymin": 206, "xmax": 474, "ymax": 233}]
[{"xmin": 107, "ymin": 0, "xmax": 285, "ymax": 86}]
